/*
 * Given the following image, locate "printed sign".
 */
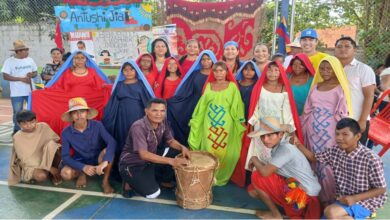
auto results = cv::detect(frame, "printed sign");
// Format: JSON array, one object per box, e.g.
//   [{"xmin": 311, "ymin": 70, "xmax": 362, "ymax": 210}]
[{"xmin": 55, "ymin": 4, "xmax": 152, "ymax": 32}]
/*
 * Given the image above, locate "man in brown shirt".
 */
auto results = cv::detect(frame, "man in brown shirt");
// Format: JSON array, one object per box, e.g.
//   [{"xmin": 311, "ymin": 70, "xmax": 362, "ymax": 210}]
[{"xmin": 119, "ymin": 98, "xmax": 190, "ymax": 198}]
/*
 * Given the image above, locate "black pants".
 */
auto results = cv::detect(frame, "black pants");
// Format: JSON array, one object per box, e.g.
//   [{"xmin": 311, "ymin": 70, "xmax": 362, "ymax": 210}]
[
  {"xmin": 359, "ymin": 120, "xmax": 370, "ymax": 147},
  {"xmin": 120, "ymin": 163, "xmax": 159, "ymax": 197},
  {"xmin": 155, "ymin": 144, "xmax": 180, "ymax": 184}
]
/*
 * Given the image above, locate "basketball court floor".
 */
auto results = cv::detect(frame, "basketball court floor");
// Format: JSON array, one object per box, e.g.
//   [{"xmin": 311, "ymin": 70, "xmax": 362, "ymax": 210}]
[{"xmin": 0, "ymin": 98, "xmax": 389, "ymax": 219}]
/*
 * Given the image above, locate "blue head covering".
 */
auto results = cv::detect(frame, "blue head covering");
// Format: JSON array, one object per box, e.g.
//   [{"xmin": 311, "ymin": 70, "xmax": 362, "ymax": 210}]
[
  {"xmin": 235, "ymin": 60, "xmax": 261, "ymax": 81},
  {"xmin": 224, "ymin": 41, "xmax": 239, "ymax": 49},
  {"xmin": 45, "ymin": 50, "xmax": 111, "ymax": 87},
  {"xmin": 112, "ymin": 60, "xmax": 155, "ymax": 97},
  {"xmin": 174, "ymin": 50, "xmax": 217, "ymax": 94}
]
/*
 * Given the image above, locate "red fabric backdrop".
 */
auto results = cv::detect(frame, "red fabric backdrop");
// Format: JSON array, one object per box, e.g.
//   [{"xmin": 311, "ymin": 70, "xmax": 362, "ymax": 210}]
[{"xmin": 166, "ymin": 0, "xmax": 264, "ymax": 60}]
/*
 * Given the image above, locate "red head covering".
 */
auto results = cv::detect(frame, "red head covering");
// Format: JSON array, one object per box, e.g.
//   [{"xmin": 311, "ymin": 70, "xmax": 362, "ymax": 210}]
[
  {"xmin": 154, "ymin": 57, "xmax": 183, "ymax": 98},
  {"xmin": 285, "ymin": 53, "xmax": 315, "ymax": 76},
  {"xmin": 248, "ymin": 61, "xmax": 303, "ymax": 142},
  {"xmin": 231, "ymin": 61, "xmax": 303, "ymax": 187},
  {"xmin": 136, "ymin": 53, "xmax": 159, "ymax": 88},
  {"xmin": 202, "ymin": 61, "xmax": 239, "ymax": 93}
]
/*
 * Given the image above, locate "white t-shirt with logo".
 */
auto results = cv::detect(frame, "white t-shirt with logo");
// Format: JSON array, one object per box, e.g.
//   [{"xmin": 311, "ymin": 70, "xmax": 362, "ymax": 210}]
[
  {"xmin": 1, "ymin": 57, "xmax": 37, "ymax": 97},
  {"xmin": 344, "ymin": 59, "xmax": 376, "ymax": 120}
]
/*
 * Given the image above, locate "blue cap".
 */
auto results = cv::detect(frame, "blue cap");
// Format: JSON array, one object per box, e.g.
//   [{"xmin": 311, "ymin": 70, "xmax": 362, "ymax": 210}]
[
  {"xmin": 300, "ymin": 29, "xmax": 318, "ymax": 39},
  {"xmin": 224, "ymin": 41, "xmax": 239, "ymax": 49}
]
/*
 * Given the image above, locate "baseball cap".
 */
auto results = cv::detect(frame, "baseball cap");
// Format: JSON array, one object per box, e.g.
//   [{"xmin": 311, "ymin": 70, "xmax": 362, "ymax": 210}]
[{"xmin": 300, "ymin": 29, "xmax": 318, "ymax": 39}]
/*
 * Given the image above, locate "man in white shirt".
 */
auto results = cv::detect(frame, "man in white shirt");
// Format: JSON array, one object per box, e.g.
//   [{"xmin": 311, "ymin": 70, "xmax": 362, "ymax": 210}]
[
  {"xmin": 1, "ymin": 40, "xmax": 37, "ymax": 134},
  {"xmin": 335, "ymin": 36, "xmax": 376, "ymax": 146}
]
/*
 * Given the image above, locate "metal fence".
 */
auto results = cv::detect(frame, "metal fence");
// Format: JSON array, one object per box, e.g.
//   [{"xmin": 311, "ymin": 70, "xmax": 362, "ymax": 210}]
[{"xmin": 0, "ymin": 0, "xmax": 388, "ymax": 67}]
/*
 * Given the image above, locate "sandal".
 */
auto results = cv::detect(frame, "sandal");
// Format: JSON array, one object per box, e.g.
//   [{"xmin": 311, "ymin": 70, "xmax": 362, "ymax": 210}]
[{"xmin": 122, "ymin": 182, "xmax": 134, "ymax": 198}]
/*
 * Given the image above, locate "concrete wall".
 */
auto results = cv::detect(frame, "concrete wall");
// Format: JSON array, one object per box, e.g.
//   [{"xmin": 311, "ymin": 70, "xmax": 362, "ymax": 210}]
[
  {"xmin": 0, "ymin": 23, "xmax": 69, "ymax": 98},
  {"xmin": 0, "ymin": 23, "xmax": 69, "ymax": 68}
]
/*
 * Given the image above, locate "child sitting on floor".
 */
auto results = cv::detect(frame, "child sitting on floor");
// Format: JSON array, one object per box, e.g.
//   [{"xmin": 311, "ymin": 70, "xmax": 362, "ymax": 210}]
[{"xmin": 8, "ymin": 110, "xmax": 62, "ymax": 185}]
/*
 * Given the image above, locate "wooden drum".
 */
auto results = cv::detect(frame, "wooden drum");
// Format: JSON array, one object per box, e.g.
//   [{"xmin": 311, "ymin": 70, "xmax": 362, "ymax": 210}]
[{"xmin": 174, "ymin": 151, "xmax": 218, "ymax": 210}]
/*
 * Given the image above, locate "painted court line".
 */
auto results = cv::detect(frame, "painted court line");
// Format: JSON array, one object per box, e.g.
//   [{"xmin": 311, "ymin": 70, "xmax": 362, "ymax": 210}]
[
  {"xmin": 43, "ymin": 193, "xmax": 82, "ymax": 220},
  {"xmin": 0, "ymin": 181, "xmax": 256, "ymax": 215}
]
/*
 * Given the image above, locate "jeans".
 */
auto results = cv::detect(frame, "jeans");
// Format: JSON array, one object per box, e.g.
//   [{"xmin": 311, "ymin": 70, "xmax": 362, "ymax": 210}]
[{"xmin": 11, "ymin": 96, "xmax": 28, "ymax": 131}]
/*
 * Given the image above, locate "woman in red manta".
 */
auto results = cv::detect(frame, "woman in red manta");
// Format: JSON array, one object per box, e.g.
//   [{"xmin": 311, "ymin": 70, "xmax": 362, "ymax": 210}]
[
  {"xmin": 231, "ymin": 61, "xmax": 303, "ymax": 187},
  {"xmin": 154, "ymin": 57, "xmax": 183, "ymax": 99},
  {"xmin": 136, "ymin": 53, "xmax": 159, "ymax": 88},
  {"xmin": 29, "ymin": 51, "xmax": 112, "ymax": 135}
]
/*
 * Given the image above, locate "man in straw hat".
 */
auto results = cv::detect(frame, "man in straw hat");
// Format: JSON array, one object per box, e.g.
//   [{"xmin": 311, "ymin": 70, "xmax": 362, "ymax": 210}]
[
  {"xmin": 1, "ymin": 40, "xmax": 37, "ymax": 134},
  {"xmin": 247, "ymin": 116, "xmax": 321, "ymax": 219},
  {"xmin": 60, "ymin": 97, "xmax": 116, "ymax": 194},
  {"xmin": 119, "ymin": 98, "xmax": 190, "ymax": 199},
  {"xmin": 283, "ymin": 39, "xmax": 302, "ymax": 68}
]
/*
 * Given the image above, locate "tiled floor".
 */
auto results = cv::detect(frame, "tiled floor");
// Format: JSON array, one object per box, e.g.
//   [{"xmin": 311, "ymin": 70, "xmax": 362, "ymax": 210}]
[{"xmin": 0, "ymin": 98, "xmax": 389, "ymax": 219}]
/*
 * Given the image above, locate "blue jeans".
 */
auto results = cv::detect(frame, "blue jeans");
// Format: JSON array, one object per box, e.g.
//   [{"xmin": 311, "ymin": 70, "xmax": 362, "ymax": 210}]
[{"xmin": 11, "ymin": 96, "xmax": 29, "ymax": 131}]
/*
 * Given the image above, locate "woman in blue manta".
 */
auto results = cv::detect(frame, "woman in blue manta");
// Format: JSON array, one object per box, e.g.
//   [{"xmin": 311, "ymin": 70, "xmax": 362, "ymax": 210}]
[
  {"xmin": 166, "ymin": 50, "xmax": 217, "ymax": 146},
  {"xmin": 235, "ymin": 60, "xmax": 261, "ymax": 121},
  {"xmin": 102, "ymin": 60, "xmax": 155, "ymax": 155}
]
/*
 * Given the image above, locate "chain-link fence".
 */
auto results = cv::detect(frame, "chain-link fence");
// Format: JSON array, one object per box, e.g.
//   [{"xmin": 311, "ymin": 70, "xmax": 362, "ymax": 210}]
[{"xmin": 0, "ymin": 0, "xmax": 388, "ymax": 67}]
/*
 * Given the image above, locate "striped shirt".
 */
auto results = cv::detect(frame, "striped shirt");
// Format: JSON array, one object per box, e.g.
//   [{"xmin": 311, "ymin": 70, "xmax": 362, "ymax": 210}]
[{"xmin": 315, "ymin": 143, "xmax": 387, "ymax": 212}]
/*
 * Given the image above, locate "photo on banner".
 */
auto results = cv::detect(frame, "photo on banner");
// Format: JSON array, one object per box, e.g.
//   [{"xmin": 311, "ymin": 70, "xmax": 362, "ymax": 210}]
[
  {"xmin": 152, "ymin": 24, "xmax": 178, "ymax": 57},
  {"xmin": 69, "ymin": 32, "xmax": 95, "ymax": 60}
]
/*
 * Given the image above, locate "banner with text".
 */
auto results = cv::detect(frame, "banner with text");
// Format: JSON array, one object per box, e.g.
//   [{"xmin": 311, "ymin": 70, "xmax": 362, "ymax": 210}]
[
  {"xmin": 69, "ymin": 31, "xmax": 153, "ymax": 66},
  {"xmin": 55, "ymin": 4, "xmax": 152, "ymax": 32},
  {"xmin": 62, "ymin": 0, "xmax": 142, "ymax": 6}
]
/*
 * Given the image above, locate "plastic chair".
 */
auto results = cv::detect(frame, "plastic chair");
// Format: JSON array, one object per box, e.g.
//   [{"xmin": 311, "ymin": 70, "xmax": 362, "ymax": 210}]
[{"xmin": 368, "ymin": 89, "xmax": 390, "ymax": 157}]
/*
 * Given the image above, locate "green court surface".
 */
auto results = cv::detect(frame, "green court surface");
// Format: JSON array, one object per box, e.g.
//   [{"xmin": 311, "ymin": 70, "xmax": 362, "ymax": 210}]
[{"xmin": 0, "ymin": 121, "xmax": 389, "ymax": 219}]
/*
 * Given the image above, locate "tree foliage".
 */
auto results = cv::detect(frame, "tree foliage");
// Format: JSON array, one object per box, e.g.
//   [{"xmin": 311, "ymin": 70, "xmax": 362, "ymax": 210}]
[{"xmin": 260, "ymin": 0, "xmax": 389, "ymax": 65}]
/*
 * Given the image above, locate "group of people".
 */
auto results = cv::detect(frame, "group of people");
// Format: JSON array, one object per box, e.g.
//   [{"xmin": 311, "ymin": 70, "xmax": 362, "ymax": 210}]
[{"xmin": 2, "ymin": 27, "xmax": 389, "ymax": 219}]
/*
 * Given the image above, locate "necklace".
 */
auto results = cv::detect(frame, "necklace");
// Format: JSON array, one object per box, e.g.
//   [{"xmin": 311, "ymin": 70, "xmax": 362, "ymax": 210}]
[{"xmin": 73, "ymin": 68, "xmax": 88, "ymax": 76}]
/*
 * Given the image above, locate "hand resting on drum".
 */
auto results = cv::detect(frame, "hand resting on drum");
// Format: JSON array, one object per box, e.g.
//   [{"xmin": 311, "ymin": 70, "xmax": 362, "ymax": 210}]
[{"xmin": 170, "ymin": 157, "xmax": 190, "ymax": 168}]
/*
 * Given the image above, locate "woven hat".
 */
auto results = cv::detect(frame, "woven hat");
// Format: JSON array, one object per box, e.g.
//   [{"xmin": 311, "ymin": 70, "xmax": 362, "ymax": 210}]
[
  {"xmin": 248, "ymin": 116, "xmax": 292, "ymax": 138},
  {"xmin": 10, "ymin": 40, "xmax": 29, "ymax": 51},
  {"xmin": 61, "ymin": 97, "xmax": 98, "ymax": 122}
]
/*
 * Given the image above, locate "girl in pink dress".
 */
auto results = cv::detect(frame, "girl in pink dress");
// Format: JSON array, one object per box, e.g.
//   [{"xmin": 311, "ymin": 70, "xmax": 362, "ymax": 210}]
[{"xmin": 301, "ymin": 56, "xmax": 352, "ymax": 204}]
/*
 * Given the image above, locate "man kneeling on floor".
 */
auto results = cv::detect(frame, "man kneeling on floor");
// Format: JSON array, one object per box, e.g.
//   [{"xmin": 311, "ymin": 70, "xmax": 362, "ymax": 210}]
[
  {"xmin": 119, "ymin": 98, "xmax": 190, "ymax": 199},
  {"xmin": 8, "ymin": 110, "xmax": 62, "ymax": 185},
  {"xmin": 60, "ymin": 97, "xmax": 116, "ymax": 194},
  {"xmin": 247, "ymin": 116, "xmax": 321, "ymax": 219}
]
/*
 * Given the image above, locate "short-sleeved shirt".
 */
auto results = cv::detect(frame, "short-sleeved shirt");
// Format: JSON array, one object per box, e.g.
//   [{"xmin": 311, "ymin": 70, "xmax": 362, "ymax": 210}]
[
  {"xmin": 1, "ymin": 56, "xmax": 37, "ymax": 97},
  {"xmin": 119, "ymin": 116, "xmax": 174, "ymax": 168},
  {"xmin": 41, "ymin": 63, "xmax": 62, "ymax": 84},
  {"xmin": 61, "ymin": 120, "xmax": 117, "ymax": 171},
  {"xmin": 270, "ymin": 141, "xmax": 321, "ymax": 196},
  {"xmin": 344, "ymin": 59, "xmax": 376, "ymax": 120},
  {"xmin": 315, "ymin": 143, "xmax": 387, "ymax": 212}
]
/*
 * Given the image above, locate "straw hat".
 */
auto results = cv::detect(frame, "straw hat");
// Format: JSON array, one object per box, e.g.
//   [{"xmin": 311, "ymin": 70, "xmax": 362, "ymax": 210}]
[
  {"xmin": 10, "ymin": 40, "xmax": 29, "ymax": 51},
  {"xmin": 248, "ymin": 116, "xmax": 293, "ymax": 138},
  {"xmin": 61, "ymin": 97, "xmax": 98, "ymax": 122},
  {"xmin": 287, "ymin": 38, "xmax": 301, "ymax": 48}
]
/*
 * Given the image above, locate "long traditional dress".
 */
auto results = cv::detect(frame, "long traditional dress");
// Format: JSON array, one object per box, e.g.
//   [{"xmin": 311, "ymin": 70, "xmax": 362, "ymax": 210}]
[
  {"xmin": 188, "ymin": 70, "xmax": 246, "ymax": 186},
  {"xmin": 286, "ymin": 53, "xmax": 316, "ymax": 116},
  {"xmin": 102, "ymin": 60, "xmax": 154, "ymax": 154},
  {"xmin": 301, "ymin": 56, "xmax": 352, "ymax": 203},
  {"xmin": 167, "ymin": 50, "xmax": 217, "ymax": 146},
  {"xmin": 136, "ymin": 53, "xmax": 158, "ymax": 88},
  {"xmin": 8, "ymin": 122, "xmax": 60, "ymax": 184},
  {"xmin": 236, "ymin": 61, "xmax": 261, "ymax": 120},
  {"xmin": 29, "ymin": 51, "xmax": 112, "ymax": 135},
  {"xmin": 154, "ymin": 57, "xmax": 183, "ymax": 99},
  {"xmin": 231, "ymin": 61, "xmax": 303, "ymax": 187}
]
